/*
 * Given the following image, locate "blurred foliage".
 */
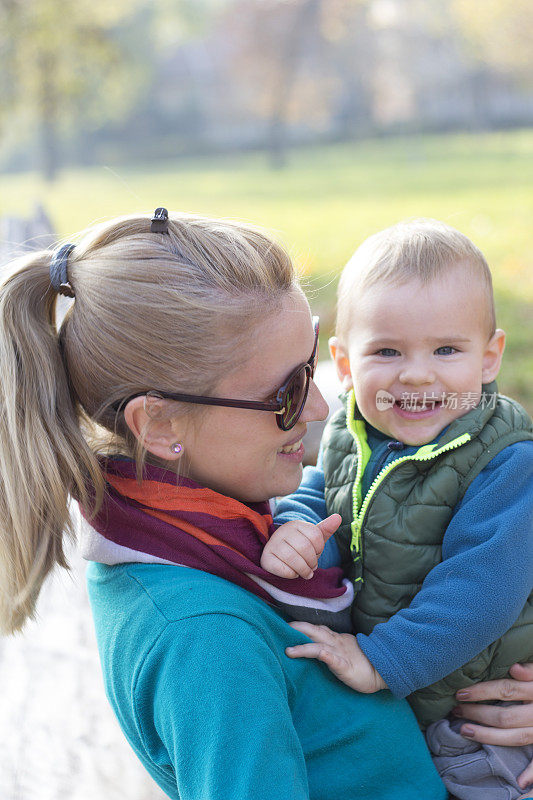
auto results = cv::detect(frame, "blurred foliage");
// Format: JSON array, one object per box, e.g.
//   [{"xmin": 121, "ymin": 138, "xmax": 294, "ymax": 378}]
[
  {"xmin": 0, "ymin": 0, "xmax": 151, "ymax": 178},
  {"xmin": 451, "ymin": 0, "xmax": 533, "ymax": 77},
  {"xmin": 0, "ymin": 129, "xmax": 531, "ymax": 411}
]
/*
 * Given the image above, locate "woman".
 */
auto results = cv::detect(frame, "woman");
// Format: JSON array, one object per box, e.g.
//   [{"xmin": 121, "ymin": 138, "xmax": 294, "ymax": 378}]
[{"xmin": 0, "ymin": 209, "xmax": 530, "ymax": 799}]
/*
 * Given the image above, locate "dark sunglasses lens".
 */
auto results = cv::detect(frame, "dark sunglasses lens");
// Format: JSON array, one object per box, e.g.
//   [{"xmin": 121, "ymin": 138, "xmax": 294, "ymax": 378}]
[{"xmin": 281, "ymin": 366, "xmax": 309, "ymax": 430}]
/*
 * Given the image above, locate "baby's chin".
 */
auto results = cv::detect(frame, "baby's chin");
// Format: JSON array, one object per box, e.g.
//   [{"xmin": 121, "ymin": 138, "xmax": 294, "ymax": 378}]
[{"xmin": 373, "ymin": 417, "xmax": 448, "ymax": 447}]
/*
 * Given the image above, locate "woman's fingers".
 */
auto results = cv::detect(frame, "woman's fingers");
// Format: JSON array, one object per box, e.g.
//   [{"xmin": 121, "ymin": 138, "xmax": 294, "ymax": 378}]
[
  {"xmin": 454, "ymin": 702, "xmax": 533, "ymax": 729},
  {"xmin": 517, "ymin": 757, "xmax": 533, "ymax": 792},
  {"xmin": 458, "ymin": 722, "xmax": 533, "ymax": 747},
  {"xmin": 453, "ymin": 665, "xmax": 533, "ymax": 783},
  {"xmin": 456, "ymin": 677, "xmax": 533, "ymax": 704},
  {"xmin": 511, "ymin": 663, "xmax": 533, "ymax": 681}
]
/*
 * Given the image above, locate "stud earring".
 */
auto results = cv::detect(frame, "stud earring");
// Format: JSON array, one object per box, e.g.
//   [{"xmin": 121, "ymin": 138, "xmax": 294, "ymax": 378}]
[{"xmin": 170, "ymin": 442, "xmax": 183, "ymax": 455}]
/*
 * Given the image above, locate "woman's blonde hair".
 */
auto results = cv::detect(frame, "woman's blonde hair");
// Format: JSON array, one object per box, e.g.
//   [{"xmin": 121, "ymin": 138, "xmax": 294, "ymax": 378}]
[
  {"xmin": 0, "ymin": 212, "xmax": 298, "ymax": 634},
  {"xmin": 336, "ymin": 218, "xmax": 496, "ymax": 340}
]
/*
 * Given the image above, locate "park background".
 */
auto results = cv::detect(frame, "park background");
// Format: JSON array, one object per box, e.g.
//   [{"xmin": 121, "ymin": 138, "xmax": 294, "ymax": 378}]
[{"xmin": 0, "ymin": 1, "xmax": 532, "ymax": 799}]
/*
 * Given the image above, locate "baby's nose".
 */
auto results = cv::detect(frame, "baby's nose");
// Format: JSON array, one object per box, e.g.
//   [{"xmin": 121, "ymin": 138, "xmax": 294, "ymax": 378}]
[{"xmin": 398, "ymin": 359, "xmax": 435, "ymax": 386}]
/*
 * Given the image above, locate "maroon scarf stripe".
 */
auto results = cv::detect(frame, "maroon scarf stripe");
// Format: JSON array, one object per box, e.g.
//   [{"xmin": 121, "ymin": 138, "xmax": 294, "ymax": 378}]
[{"xmin": 87, "ymin": 459, "xmax": 347, "ymax": 605}]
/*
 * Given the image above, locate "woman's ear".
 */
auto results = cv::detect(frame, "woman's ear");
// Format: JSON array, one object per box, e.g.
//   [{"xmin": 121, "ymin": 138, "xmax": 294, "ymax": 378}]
[
  {"xmin": 329, "ymin": 337, "xmax": 354, "ymax": 392},
  {"xmin": 123, "ymin": 395, "xmax": 185, "ymax": 461},
  {"xmin": 482, "ymin": 328, "xmax": 506, "ymax": 383}
]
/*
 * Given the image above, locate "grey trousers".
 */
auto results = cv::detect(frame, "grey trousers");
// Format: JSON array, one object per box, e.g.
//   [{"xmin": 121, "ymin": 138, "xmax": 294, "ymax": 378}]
[{"xmin": 426, "ymin": 714, "xmax": 533, "ymax": 800}]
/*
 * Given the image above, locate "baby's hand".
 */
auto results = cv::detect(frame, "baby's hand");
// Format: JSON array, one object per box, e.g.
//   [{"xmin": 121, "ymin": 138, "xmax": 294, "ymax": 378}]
[
  {"xmin": 260, "ymin": 514, "xmax": 342, "ymax": 579},
  {"xmin": 286, "ymin": 622, "xmax": 387, "ymax": 693}
]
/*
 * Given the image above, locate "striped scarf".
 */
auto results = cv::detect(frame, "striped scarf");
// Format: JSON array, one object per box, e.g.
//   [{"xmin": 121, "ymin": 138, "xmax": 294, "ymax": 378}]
[{"xmin": 82, "ymin": 458, "xmax": 350, "ymax": 610}]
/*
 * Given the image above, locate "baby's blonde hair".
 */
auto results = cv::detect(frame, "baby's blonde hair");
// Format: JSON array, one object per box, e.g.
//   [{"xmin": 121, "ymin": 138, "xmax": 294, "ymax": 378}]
[
  {"xmin": 336, "ymin": 219, "xmax": 495, "ymax": 340},
  {"xmin": 0, "ymin": 212, "xmax": 299, "ymax": 634}
]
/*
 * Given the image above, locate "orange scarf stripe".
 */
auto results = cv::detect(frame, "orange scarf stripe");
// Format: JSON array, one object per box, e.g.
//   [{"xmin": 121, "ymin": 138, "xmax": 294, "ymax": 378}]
[
  {"xmin": 143, "ymin": 508, "xmax": 243, "ymax": 557},
  {"xmin": 106, "ymin": 474, "xmax": 272, "ymax": 541}
]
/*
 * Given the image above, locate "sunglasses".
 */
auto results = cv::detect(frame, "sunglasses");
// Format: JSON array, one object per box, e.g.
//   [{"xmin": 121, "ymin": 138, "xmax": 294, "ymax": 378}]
[{"xmin": 117, "ymin": 317, "xmax": 319, "ymax": 431}]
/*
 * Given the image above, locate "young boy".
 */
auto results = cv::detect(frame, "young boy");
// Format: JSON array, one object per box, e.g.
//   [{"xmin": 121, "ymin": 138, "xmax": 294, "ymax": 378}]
[{"xmin": 261, "ymin": 219, "xmax": 533, "ymax": 800}]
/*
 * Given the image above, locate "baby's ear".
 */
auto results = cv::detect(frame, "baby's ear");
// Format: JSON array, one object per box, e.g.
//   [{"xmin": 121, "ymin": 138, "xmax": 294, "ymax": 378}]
[
  {"xmin": 482, "ymin": 328, "xmax": 506, "ymax": 383},
  {"xmin": 329, "ymin": 337, "xmax": 354, "ymax": 392}
]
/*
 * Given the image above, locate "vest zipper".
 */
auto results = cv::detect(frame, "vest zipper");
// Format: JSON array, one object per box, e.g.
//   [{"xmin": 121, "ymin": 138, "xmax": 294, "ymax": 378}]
[{"xmin": 345, "ymin": 391, "xmax": 472, "ymax": 562}]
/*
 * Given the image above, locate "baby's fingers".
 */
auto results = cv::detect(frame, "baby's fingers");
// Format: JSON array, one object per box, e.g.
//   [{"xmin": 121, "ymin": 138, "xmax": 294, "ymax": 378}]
[
  {"xmin": 317, "ymin": 514, "xmax": 342, "ymax": 542},
  {"xmin": 277, "ymin": 538, "xmax": 318, "ymax": 578},
  {"xmin": 286, "ymin": 642, "xmax": 328, "ymax": 660},
  {"xmin": 285, "ymin": 642, "xmax": 347, "ymax": 672},
  {"xmin": 261, "ymin": 541, "xmax": 315, "ymax": 579},
  {"xmin": 286, "ymin": 642, "xmax": 360, "ymax": 690},
  {"xmin": 289, "ymin": 620, "xmax": 338, "ymax": 645},
  {"xmin": 260, "ymin": 551, "xmax": 299, "ymax": 579}
]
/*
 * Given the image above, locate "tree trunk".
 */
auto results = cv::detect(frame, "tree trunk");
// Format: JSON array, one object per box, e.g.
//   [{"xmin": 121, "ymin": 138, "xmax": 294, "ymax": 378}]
[
  {"xmin": 39, "ymin": 52, "xmax": 60, "ymax": 182},
  {"xmin": 267, "ymin": 0, "xmax": 322, "ymax": 169}
]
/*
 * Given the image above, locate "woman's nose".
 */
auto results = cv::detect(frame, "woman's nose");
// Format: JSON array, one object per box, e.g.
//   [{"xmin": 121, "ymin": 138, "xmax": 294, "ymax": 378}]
[{"xmin": 301, "ymin": 378, "xmax": 329, "ymax": 423}]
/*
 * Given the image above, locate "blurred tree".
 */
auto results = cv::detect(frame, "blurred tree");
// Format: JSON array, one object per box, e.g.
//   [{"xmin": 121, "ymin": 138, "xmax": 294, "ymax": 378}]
[
  {"xmin": 0, "ymin": 0, "xmax": 146, "ymax": 180},
  {"xmin": 226, "ymin": 0, "xmax": 374, "ymax": 168},
  {"xmin": 152, "ymin": 0, "xmax": 222, "ymax": 44},
  {"xmin": 361, "ymin": 0, "xmax": 532, "ymax": 132}
]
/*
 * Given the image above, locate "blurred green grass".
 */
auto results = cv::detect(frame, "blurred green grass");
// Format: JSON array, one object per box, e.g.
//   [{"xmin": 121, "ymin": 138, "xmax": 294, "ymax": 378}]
[{"xmin": 1, "ymin": 129, "xmax": 532, "ymax": 412}]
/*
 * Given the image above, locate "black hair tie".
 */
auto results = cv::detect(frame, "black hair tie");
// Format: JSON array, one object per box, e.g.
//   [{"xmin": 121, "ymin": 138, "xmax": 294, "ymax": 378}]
[
  {"xmin": 151, "ymin": 207, "xmax": 169, "ymax": 234},
  {"xmin": 49, "ymin": 243, "xmax": 76, "ymax": 298}
]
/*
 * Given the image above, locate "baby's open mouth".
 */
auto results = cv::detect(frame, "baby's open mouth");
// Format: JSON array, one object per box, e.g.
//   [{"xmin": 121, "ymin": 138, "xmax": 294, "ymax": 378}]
[{"xmin": 395, "ymin": 399, "xmax": 443, "ymax": 413}]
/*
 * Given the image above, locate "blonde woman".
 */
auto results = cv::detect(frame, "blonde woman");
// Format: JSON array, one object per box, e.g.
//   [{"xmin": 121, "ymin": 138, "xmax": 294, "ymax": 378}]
[{"xmin": 0, "ymin": 209, "xmax": 528, "ymax": 799}]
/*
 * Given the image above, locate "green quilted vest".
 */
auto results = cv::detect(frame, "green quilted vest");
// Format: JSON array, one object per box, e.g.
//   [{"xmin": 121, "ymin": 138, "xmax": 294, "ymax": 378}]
[{"xmin": 322, "ymin": 382, "xmax": 533, "ymax": 728}]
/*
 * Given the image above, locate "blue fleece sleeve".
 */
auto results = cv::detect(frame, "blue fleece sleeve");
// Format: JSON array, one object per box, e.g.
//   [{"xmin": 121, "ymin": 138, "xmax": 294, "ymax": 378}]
[
  {"xmin": 357, "ymin": 441, "xmax": 533, "ymax": 698},
  {"xmin": 274, "ymin": 463, "xmax": 342, "ymax": 569}
]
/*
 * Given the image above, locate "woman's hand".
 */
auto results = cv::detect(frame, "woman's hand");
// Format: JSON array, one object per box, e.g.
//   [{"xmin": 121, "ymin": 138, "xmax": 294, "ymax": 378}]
[
  {"xmin": 286, "ymin": 621, "xmax": 387, "ymax": 693},
  {"xmin": 453, "ymin": 662, "xmax": 533, "ymax": 794}
]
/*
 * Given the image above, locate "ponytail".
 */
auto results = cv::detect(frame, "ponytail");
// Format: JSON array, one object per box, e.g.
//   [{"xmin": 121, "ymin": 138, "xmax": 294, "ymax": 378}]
[{"xmin": 0, "ymin": 252, "xmax": 103, "ymax": 634}]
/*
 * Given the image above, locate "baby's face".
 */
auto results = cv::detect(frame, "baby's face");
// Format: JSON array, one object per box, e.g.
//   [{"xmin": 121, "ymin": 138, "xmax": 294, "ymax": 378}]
[{"xmin": 332, "ymin": 271, "xmax": 505, "ymax": 446}]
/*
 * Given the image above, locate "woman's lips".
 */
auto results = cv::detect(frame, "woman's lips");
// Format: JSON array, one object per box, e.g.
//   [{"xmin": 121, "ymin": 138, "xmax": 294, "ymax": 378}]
[
  {"xmin": 278, "ymin": 440, "xmax": 305, "ymax": 460},
  {"xmin": 278, "ymin": 431, "xmax": 305, "ymax": 460}
]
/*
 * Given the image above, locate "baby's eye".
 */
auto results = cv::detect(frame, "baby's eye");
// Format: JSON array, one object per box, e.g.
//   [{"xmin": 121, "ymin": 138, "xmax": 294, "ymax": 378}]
[
  {"xmin": 435, "ymin": 346, "xmax": 457, "ymax": 356},
  {"xmin": 376, "ymin": 348, "xmax": 400, "ymax": 357}
]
